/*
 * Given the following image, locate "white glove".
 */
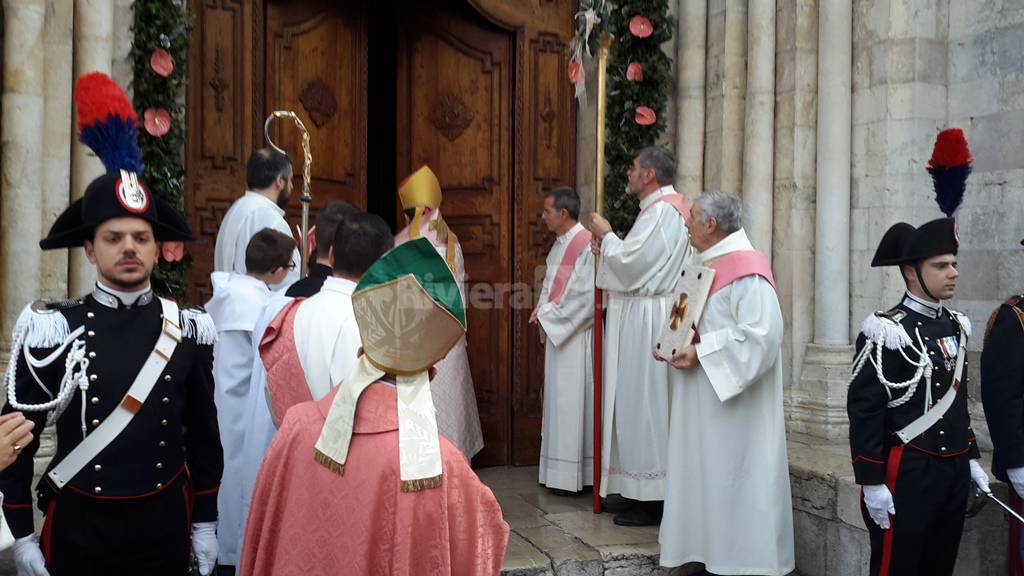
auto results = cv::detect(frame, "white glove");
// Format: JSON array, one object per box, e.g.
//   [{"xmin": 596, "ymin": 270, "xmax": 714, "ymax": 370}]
[
  {"xmin": 969, "ymin": 459, "xmax": 991, "ymax": 494},
  {"xmin": 863, "ymin": 484, "xmax": 895, "ymax": 529},
  {"xmin": 191, "ymin": 522, "xmax": 218, "ymax": 576},
  {"xmin": 1007, "ymin": 467, "xmax": 1024, "ymax": 498},
  {"xmin": 13, "ymin": 534, "xmax": 49, "ymax": 576}
]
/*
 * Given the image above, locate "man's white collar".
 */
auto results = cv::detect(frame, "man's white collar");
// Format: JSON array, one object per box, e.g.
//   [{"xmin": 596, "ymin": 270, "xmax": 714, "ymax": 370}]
[
  {"xmin": 244, "ymin": 190, "xmax": 285, "ymax": 217},
  {"xmin": 638, "ymin": 185, "xmax": 676, "ymax": 211},
  {"xmin": 556, "ymin": 222, "xmax": 584, "ymax": 244},
  {"xmin": 696, "ymin": 228, "xmax": 753, "ymax": 264}
]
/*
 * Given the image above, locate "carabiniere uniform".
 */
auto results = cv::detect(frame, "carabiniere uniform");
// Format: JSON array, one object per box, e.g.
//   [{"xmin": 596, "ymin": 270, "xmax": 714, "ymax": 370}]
[
  {"xmin": 0, "ymin": 72, "xmax": 223, "ymax": 575},
  {"xmin": 847, "ymin": 217, "xmax": 978, "ymax": 576}
]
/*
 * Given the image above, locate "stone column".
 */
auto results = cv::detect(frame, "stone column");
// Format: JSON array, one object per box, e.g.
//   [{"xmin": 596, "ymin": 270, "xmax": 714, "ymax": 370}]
[
  {"xmin": 674, "ymin": 0, "xmax": 706, "ymax": 199},
  {"xmin": 703, "ymin": 0, "xmax": 747, "ymax": 195},
  {"xmin": 1, "ymin": 0, "xmax": 46, "ymax": 351},
  {"xmin": 741, "ymin": 0, "xmax": 775, "ymax": 259},
  {"xmin": 69, "ymin": 0, "xmax": 114, "ymax": 295},
  {"xmin": 793, "ymin": 0, "xmax": 854, "ymax": 441},
  {"xmin": 40, "ymin": 0, "xmax": 74, "ymax": 301}
]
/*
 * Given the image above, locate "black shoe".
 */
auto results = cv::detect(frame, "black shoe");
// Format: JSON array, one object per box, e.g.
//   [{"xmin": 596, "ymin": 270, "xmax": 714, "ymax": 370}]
[
  {"xmin": 600, "ymin": 497, "xmax": 635, "ymax": 514},
  {"xmin": 612, "ymin": 501, "xmax": 663, "ymax": 526},
  {"xmin": 548, "ymin": 488, "xmax": 579, "ymax": 497}
]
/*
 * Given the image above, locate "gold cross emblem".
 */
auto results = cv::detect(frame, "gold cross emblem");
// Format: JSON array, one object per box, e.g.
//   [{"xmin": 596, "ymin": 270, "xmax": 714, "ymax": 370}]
[{"xmin": 670, "ymin": 293, "xmax": 689, "ymax": 331}]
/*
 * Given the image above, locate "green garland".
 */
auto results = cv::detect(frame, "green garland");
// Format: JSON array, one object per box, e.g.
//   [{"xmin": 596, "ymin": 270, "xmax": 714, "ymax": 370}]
[
  {"xmin": 575, "ymin": 0, "xmax": 673, "ymax": 236},
  {"xmin": 131, "ymin": 1, "xmax": 190, "ymax": 301},
  {"xmin": 604, "ymin": 1, "xmax": 673, "ymax": 235}
]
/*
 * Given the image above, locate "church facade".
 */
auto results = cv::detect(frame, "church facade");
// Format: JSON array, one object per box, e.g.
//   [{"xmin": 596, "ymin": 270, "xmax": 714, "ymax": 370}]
[{"xmin": 0, "ymin": 0, "xmax": 1021, "ymax": 572}]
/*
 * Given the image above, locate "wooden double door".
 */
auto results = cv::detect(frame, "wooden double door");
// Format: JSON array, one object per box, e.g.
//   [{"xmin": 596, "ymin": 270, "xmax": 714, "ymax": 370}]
[{"xmin": 186, "ymin": 0, "xmax": 576, "ymax": 466}]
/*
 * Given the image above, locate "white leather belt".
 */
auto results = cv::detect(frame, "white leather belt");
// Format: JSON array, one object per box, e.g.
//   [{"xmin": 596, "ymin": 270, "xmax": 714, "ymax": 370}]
[
  {"xmin": 47, "ymin": 298, "xmax": 181, "ymax": 490},
  {"xmin": 895, "ymin": 326, "xmax": 966, "ymax": 445}
]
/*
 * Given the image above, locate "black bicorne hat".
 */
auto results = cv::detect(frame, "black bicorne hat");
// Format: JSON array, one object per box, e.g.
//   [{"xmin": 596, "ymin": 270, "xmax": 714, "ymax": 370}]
[
  {"xmin": 40, "ymin": 172, "xmax": 194, "ymax": 249},
  {"xmin": 40, "ymin": 72, "xmax": 193, "ymax": 250},
  {"xmin": 871, "ymin": 219, "xmax": 958, "ymax": 267}
]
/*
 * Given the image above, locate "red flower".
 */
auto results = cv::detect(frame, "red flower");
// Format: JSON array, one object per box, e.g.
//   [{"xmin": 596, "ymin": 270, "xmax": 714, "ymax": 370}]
[
  {"xmin": 629, "ymin": 16, "xmax": 653, "ymax": 38},
  {"xmin": 626, "ymin": 62, "xmax": 644, "ymax": 81},
  {"xmin": 150, "ymin": 49, "xmax": 174, "ymax": 78},
  {"xmin": 144, "ymin": 108, "xmax": 171, "ymax": 137},
  {"xmin": 635, "ymin": 106, "xmax": 657, "ymax": 126},
  {"xmin": 568, "ymin": 60, "xmax": 582, "ymax": 84}
]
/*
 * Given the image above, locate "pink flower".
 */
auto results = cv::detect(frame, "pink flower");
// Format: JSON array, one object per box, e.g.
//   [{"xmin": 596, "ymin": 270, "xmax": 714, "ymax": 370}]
[
  {"xmin": 635, "ymin": 106, "xmax": 657, "ymax": 126},
  {"xmin": 568, "ymin": 60, "xmax": 582, "ymax": 84},
  {"xmin": 150, "ymin": 49, "xmax": 174, "ymax": 78},
  {"xmin": 161, "ymin": 241, "xmax": 184, "ymax": 263},
  {"xmin": 626, "ymin": 62, "xmax": 644, "ymax": 81},
  {"xmin": 629, "ymin": 16, "xmax": 653, "ymax": 38},
  {"xmin": 144, "ymin": 108, "xmax": 171, "ymax": 137}
]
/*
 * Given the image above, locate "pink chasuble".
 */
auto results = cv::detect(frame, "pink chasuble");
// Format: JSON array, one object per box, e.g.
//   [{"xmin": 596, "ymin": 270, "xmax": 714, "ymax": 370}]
[
  {"xmin": 259, "ymin": 298, "xmax": 314, "ymax": 423},
  {"xmin": 240, "ymin": 385, "xmax": 510, "ymax": 576}
]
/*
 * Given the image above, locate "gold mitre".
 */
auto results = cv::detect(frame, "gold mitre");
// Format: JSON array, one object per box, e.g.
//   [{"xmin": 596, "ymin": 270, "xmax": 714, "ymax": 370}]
[{"xmin": 398, "ymin": 165, "xmax": 442, "ymax": 210}]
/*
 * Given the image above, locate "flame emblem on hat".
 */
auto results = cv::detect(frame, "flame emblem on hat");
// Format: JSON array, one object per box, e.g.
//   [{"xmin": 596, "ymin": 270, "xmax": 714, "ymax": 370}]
[{"xmin": 115, "ymin": 169, "xmax": 150, "ymax": 214}]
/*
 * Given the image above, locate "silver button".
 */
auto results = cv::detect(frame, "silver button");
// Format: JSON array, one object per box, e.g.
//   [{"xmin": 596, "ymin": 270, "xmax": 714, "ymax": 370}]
[
  {"xmin": 87, "ymin": 312, "xmax": 95, "ymax": 318},
  {"xmin": 917, "ymin": 322, "xmax": 922, "ymax": 326},
  {"xmin": 940, "ymin": 431, "xmax": 945, "ymax": 435},
  {"xmin": 156, "ymin": 483, "xmax": 163, "ymax": 489},
  {"xmin": 162, "ymin": 397, "xmax": 169, "ymax": 405},
  {"xmin": 94, "ymin": 486, "xmax": 102, "ymax": 493},
  {"xmin": 88, "ymin": 352, "xmax": 96, "ymax": 359},
  {"xmin": 87, "ymin": 330, "xmax": 95, "ymax": 337},
  {"xmin": 941, "ymin": 446, "xmax": 947, "ymax": 451},
  {"xmin": 89, "ymin": 374, "xmax": 98, "ymax": 382},
  {"xmin": 156, "ymin": 462, "xmax": 163, "ymax": 470},
  {"xmin": 930, "ymin": 351, "xmax": 935, "ymax": 355},
  {"xmin": 94, "ymin": 464, "xmax": 102, "ymax": 472},
  {"xmin": 90, "ymin": 397, "xmax": 99, "ymax": 405},
  {"xmin": 925, "ymin": 337, "xmax": 930, "ymax": 341},
  {"xmin": 935, "ymin": 382, "xmax": 941, "ymax": 387},
  {"xmin": 91, "ymin": 419, "xmax": 99, "ymax": 426},
  {"xmin": 159, "ymin": 441, "xmax": 166, "ymax": 447},
  {"xmin": 163, "ymin": 375, "xmax": 172, "ymax": 382},
  {"xmin": 161, "ymin": 419, "xmax": 168, "ymax": 426}
]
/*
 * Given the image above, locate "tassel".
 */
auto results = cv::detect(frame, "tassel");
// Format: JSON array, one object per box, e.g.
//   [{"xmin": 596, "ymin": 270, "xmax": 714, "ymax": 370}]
[
  {"xmin": 861, "ymin": 313, "xmax": 912, "ymax": 350},
  {"xmin": 313, "ymin": 448, "xmax": 346, "ymax": 476},
  {"xmin": 401, "ymin": 474, "xmax": 443, "ymax": 493},
  {"xmin": 180, "ymin": 309, "xmax": 218, "ymax": 345},
  {"xmin": 14, "ymin": 303, "xmax": 71, "ymax": 349}
]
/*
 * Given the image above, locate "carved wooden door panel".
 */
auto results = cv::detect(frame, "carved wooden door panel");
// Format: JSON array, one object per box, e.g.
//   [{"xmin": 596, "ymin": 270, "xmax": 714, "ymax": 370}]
[
  {"xmin": 265, "ymin": 0, "xmax": 368, "ymax": 227},
  {"xmin": 397, "ymin": 2, "xmax": 512, "ymax": 466}
]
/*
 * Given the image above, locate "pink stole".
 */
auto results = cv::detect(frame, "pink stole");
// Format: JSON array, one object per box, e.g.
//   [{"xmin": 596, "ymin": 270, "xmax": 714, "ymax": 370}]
[
  {"xmin": 547, "ymin": 228, "xmax": 593, "ymax": 304},
  {"xmin": 707, "ymin": 250, "xmax": 776, "ymax": 297},
  {"xmin": 640, "ymin": 192, "xmax": 692, "ymax": 223}
]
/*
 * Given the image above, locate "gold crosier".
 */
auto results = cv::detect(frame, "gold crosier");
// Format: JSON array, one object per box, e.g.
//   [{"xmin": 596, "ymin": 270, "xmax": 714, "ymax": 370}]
[{"xmin": 264, "ymin": 111, "xmax": 313, "ymax": 277}]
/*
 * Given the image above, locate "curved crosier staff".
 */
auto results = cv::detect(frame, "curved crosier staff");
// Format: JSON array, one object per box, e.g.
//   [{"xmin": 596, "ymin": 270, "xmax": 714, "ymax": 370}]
[{"xmin": 264, "ymin": 111, "xmax": 313, "ymax": 277}]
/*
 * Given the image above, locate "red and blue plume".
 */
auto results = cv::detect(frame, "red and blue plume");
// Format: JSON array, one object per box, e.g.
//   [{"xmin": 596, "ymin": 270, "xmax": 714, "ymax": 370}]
[
  {"xmin": 73, "ymin": 72, "xmax": 143, "ymax": 173},
  {"xmin": 927, "ymin": 128, "xmax": 972, "ymax": 218}
]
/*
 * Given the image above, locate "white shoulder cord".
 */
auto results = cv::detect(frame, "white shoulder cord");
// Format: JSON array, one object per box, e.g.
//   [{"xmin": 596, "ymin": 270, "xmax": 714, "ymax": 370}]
[
  {"xmin": 849, "ymin": 328, "xmax": 931, "ymax": 409},
  {"xmin": 5, "ymin": 324, "xmax": 91, "ymax": 429}
]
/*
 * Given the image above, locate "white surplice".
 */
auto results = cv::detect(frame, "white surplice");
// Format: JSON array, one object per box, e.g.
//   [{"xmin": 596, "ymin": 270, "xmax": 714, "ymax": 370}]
[
  {"xmin": 395, "ymin": 229, "xmax": 484, "ymax": 459},
  {"xmin": 234, "ymin": 293, "xmax": 290, "ymax": 564},
  {"xmin": 203, "ymin": 272, "xmax": 272, "ymax": 567},
  {"xmin": 293, "ymin": 276, "xmax": 362, "ymax": 400},
  {"xmin": 597, "ymin": 185, "xmax": 690, "ymax": 500},
  {"xmin": 658, "ymin": 229, "xmax": 795, "ymax": 575},
  {"xmin": 213, "ymin": 190, "xmax": 300, "ymax": 291},
  {"xmin": 537, "ymin": 222, "xmax": 595, "ymax": 491}
]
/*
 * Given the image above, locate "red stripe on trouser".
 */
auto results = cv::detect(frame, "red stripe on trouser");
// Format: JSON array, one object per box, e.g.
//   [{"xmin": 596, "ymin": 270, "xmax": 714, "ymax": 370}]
[
  {"xmin": 41, "ymin": 500, "xmax": 56, "ymax": 566},
  {"xmin": 879, "ymin": 445, "xmax": 905, "ymax": 576},
  {"xmin": 1010, "ymin": 489, "xmax": 1024, "ymax": 576}
]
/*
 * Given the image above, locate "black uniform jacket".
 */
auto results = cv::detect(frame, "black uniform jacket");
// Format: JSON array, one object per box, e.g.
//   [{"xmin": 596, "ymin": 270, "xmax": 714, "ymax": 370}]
[
  {"xmin": 847, "ymin": 297, "xmax": 980, "ymax": 486},
  {"xmin": 285, "ymin": 262, "xmax": 332, "ymax": 298},
  {"xmin": 981, "ymin": 295, "xmax": 1024, "ymax": 483},
  {"xmin": 0, "ymin": 292, "xmax": 223, "ymax": 537}
]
